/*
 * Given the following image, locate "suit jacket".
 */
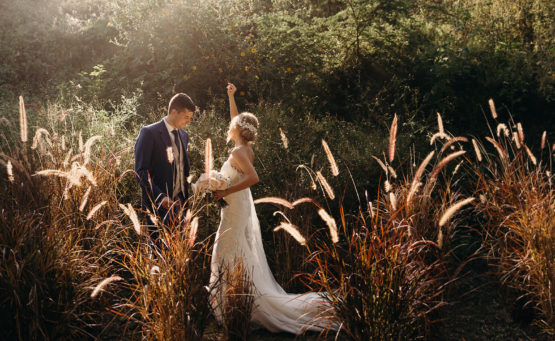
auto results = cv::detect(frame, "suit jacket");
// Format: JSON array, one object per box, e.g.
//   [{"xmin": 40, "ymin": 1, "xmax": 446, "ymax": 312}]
[{"xmin": 134, "ymin": 119, "xmax": 190, "ymax": 214}]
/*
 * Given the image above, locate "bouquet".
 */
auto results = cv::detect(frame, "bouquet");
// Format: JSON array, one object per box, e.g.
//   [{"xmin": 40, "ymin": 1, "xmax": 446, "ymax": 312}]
[
  {"xmin": 191, "ymin": 170, "xmax": 231, "ymax": 208},
  {"xmin": 192, "ymin": 170, "xmax": 230, "ymax": 194}
]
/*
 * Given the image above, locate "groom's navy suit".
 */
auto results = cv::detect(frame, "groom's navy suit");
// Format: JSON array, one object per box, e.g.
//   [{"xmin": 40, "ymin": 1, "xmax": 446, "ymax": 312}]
[{"xmin": 134, "ymin": 119, "xmax": 190, "ymax": 222}]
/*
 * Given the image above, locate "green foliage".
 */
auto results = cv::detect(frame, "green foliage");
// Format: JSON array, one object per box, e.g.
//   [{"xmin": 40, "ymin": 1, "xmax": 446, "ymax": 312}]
[{"xmin": 3, "ymin": 0, "xmax": 552, "ymax": 136}]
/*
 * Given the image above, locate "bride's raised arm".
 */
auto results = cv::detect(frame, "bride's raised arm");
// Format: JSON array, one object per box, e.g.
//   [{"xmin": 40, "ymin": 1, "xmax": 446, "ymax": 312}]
[{"xmin": 227, "ymin": 83, "xmax": 239, "ymax": 119}]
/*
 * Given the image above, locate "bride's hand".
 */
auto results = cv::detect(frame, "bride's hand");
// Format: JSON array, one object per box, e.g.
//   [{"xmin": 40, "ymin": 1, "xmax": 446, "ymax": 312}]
[
  {"xmin": 227, "ymin": 83, "xmax": 236, "ymax": 97},
  {"xmin": 213, "ymin": 190, "xmax": 227, "ymax": 201}
]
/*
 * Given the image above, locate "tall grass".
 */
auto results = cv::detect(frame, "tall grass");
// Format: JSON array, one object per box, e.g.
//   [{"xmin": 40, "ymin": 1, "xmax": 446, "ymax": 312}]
[
  {"xmin": 0, "ymin": 97, "xmax": 135, "ymax": 339},
  {"xmin": 1, "ymin": 95, "xmax": 552, "ymax": 339},
  {"xmin": 114, "ymin": 206, "xmax": 213, "ymax": 340},
  {"xmin": 214, "ymin": 261, "xmax": 255, "ymax": 341},
  {"xmin": 270, "ymin": 115, "xmax": 486, "ymax": 339},
  {"xmin": 473, "ymin": 112, "xmax": 554, "ymax": 335}
]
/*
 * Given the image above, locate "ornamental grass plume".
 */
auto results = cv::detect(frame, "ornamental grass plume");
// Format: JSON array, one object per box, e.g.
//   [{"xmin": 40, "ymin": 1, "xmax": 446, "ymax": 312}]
[
  {"xmin": 279, "ymin": 127, "xmax": 288, "ymax": 149},
  {"xmin": 388, "ymin": 165, "xmax": 397, "ymax": 178},
  {"xmin": 318, "ymin": 208, "xmax": 339, "ymax": 243},
  {"xmin": 86, "ymin": 200, "xmax": 107, "ymax": 220},
  {"xmin": 322, "ymin": 139, "xmax": 339, "ymax": 176},
  {"xmin": 78, "ymin": 131, "xmax": 84, "ymax": 152},
  {"xmin": 79, "ymin": 186, "xmax": 92, "ymax": 212},
  {"xmin": 91, "ymin": 275, "xmax": 123, "ymax": 298},
  {"xmin": 389, "ymin": 192, "xmax": 398, "ymax": 211},
  {"xmin": 384, "ymin": 180, "xmax": 391, "ymax": 193},
  {"xmin": 438, "ymin": 197, "xmax": 475, "ymax": 227},
  {"xmin": 292, "ymin": 197, "xmax": 316, "ymax": 206},
  {"xmin": 513, "ymin": 131, "xmax": 522, "ymax": 149},
  {"xmin": 488, "ymin": 98, "xmax": 498, "ymax": 119},
  {"xmin": 274, "ymin": 222, "xmax": 307, "ymax": 246},
  {"xmin": 485, "ymin": 137, "xmax": 508, "ymax": 160},
  {"xmin": 541, "ymin": 131, "xmax": 546, "ymax": 150},
  {"xmin": 406, "ymin": 151, "xmax": 434, "ymax": 206},
  {"xmin": 188, "ymin": 217, "xmax": 199, "ymax": 247},
  {"xmin": 430, "ymin": 131, "xmax": 450, "ymax": 145},
  {"xmin": 205, "ymin": 138, "xmax": 213, "ymax": 176},
  {"xmin": 496, "ymin": 123, "xmax": 509, "ymax": 138},
  {"xmin": 428, "ymin": 150, "xmax": 466, "ymax": 181},
  {"xmin": 254, "ymin": 196, "xmax": 294, "ymax": 209},
  {"xmin": 371, "ymin": 155, "xmax": 388, "ymax": 174},
  {"xmin": 524, "ymin": 144, "xmax": 537, "ymax": 165},
  {"xmin": 119, "ymin": 203, "xmax": 141, "ymax": 235},
  {"xmin": 83, "ymin": 135, "xmax": 102, "ymax": 165},
  {"xmin": 316, "ymin": 171, "xmax": 335, "ymax": 200},
  {"xmin": 388, "ymin": 114, "xmax": 398, "ymax": 163},
  {"xmin": 31, "ymin": 128, "xmax": 50, "ymax": 150},
  {"xmin": 517, "ymin": 122, "xmax": 525, "ymax": 143},
  {"xmin": 472, "ymin": 139, "xmax": 483, "ymax": 162},
  {"xmin": 437, "ymin": 112, "xmax": 445, "ymax": 135},
  {"xmin": 34, "ymin": 168, "xmax": 82, "ymax": 187},
  {"xmin": 60, "ymin": 108, "xmax": 71, "ymax": 121},
  {"xmin": 19, "ymin": 95, "xmax": 28, "ymax": 142},
  {"xmin": 6, "ymin": 160, "xmax": 14, "ymax": 182},
  {"xmin": 439, "ymin": 136, "xmax": 468, "ymax": 154}
]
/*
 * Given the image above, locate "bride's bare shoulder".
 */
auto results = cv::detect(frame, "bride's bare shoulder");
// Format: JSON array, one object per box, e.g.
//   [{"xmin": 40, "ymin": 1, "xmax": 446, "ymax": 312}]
[
  {"xmin": 230, "ymin": 145, "xmax": 254, "ymax": 167},
  {"xmin": 231, "ymin": 145, "xmax": 253, "ymax": 157}
]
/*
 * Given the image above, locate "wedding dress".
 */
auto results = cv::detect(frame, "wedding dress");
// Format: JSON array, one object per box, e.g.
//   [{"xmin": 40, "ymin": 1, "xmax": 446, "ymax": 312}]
[{"xmin": 209, "ymin": 158, "xmax": 334, "ymax": 334}]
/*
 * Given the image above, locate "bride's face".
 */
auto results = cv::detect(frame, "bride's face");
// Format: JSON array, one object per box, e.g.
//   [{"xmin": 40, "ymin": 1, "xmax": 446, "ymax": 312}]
[{"xmin": 227, "ymin": 125, "xmax": 239, "ymax": 143}]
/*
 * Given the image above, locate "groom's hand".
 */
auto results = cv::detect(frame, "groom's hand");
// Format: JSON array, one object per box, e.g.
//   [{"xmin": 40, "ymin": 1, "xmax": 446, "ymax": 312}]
[{"xmin": 160, "ymin": 196, "xmax": 174, "ymax": 210}]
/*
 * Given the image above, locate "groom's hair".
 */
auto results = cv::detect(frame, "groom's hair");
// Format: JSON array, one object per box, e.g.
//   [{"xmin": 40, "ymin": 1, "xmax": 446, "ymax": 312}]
[{"xmin": 168, "ymin": 93, "xmax": 196, "ymax": 114}]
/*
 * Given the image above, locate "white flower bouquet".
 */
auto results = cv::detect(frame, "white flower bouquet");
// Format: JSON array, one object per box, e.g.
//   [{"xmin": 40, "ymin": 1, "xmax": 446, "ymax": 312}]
[{"xmin": 191, "ymin": 170, "xmax": 230, "ymax": 194}]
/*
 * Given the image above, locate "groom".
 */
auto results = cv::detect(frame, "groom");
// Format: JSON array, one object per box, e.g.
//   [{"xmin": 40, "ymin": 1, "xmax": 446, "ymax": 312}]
[{"xmin": 134, "ymin": 93, "xmax": 195, "ymax": 230}]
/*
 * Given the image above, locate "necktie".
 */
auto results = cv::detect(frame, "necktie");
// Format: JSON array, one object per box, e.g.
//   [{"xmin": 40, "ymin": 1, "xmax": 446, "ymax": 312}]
[
  {"xmin": 172, "ymin": 130, "xmax": 181, "ymax": 161},
  {"xmin": 172, "ymin": 130, "xmax": 182, "ymax": 199}
]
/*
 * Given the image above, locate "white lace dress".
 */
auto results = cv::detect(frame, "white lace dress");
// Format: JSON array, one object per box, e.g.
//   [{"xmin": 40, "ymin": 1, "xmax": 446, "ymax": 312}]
[{"xmin": 209, "ymin": 158, "xmax": 334, "ymax": 334}]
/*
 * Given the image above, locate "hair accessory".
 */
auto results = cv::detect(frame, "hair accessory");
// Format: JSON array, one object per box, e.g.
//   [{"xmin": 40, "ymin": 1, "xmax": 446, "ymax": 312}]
[{"xmin": 236, "ymin": 117, "xmax": 257, "ymax": 135}]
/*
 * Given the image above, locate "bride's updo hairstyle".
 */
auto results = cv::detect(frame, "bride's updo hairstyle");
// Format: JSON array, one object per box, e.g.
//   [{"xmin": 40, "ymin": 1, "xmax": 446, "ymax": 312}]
[{"xmin": 228, "ymin": 112, "xmax": 259, "ymax": 143}]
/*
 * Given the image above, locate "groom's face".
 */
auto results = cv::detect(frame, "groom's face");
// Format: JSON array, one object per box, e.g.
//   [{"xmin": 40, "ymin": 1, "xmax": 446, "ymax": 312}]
[{"xmin": 173, "ymin": 109, "xmax": 194, "ymax": 129}]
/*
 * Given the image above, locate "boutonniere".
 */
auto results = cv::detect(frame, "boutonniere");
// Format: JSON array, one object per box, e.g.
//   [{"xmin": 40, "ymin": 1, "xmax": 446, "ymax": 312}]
[{"xmin": 166, "ymin": 147, "xmax": 174, "ymax": 163}]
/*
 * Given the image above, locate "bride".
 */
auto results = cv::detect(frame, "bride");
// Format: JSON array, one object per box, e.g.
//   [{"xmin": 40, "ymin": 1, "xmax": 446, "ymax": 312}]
[{"xmin": 209, "ymin": 83, "xmax": 335, "ymax": 334}]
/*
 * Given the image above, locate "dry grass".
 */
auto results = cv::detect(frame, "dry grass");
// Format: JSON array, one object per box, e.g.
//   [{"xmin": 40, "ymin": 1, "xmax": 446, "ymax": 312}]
[
  {"xmin": 0, "ymin": 100, "xmax": 134, "ymax": 339},
  {"xmin": 473, "ymin": 121, "xmax": 554, "ymax": 335},
  {"xmin": 1, "ymin": 96, "xmax": 552, "ymax": 339},
  {"xmin": 115, "ymin": 202, "xmax": 212, "ymax": 340},
  {"xmin": 215, "ymin": 261, "xmax": 256, "ymax": 341}
]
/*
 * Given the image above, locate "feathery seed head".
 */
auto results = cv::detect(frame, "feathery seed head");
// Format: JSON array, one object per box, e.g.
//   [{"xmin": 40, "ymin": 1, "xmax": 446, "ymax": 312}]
[
  {"xmin": 279, "ymin": 128, "xmax": 288, "ymax": 149},
  {"xmin": 322, "ymin": 139, "xmax": 339, "ymax": 176},
  {"xmin": 488, "ymin": 98, "xmax": 498, "ymax": 119},
  {"xmin": 472, "ymin": 139, "xmax": 482, "ymax": 162},
  {"xmin": 318, "ymin": 209, "xmax": 339, "ymax": 243},
  {"xmin": 439, "ymin": 197, "xmax": 475, "ymax": 227},
  {"xmin": 274, "ymin": 222, "xmax": 306, "ymax": 246},
  {"xmin": 91, "ymin": 275, "xmax": 123, "ymax": 298},
  {"xmin": 316, "ymin": 171, "xmax": 335, "ymax": 200},
  {"xmin": 19, "ymin": 96, "xmax": 28, "ymax": 143}
]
